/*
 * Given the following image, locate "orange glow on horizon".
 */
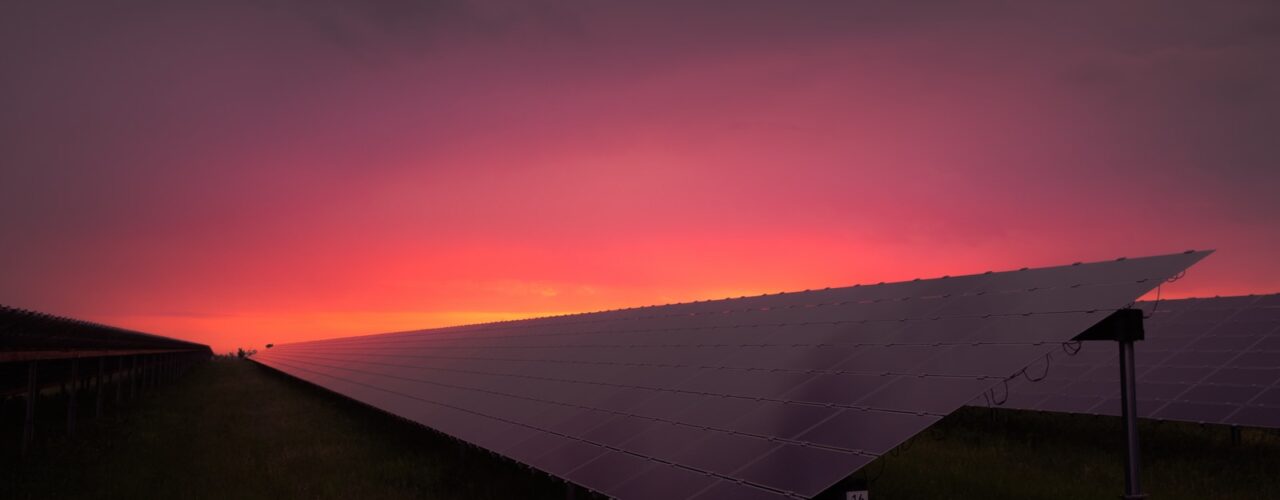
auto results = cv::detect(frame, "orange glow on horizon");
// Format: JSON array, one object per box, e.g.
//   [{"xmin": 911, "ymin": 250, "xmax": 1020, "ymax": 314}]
[{"xmin": 80, "ymin": 247, "xmax": 1270, "ymax": 354}]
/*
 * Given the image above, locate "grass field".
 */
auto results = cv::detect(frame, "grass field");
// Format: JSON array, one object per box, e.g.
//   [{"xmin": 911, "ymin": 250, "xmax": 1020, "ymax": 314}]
[
  {"xmin": 867, "ymin": 407, "xmax": 1280, "ymax": 500},
  {"xmin": 4, "ymin": 360, "xmax": 1278, "ymax": 499},
  {"xmin": 2, "ymin": 359, "xmax": 578, "ymax": 500}
]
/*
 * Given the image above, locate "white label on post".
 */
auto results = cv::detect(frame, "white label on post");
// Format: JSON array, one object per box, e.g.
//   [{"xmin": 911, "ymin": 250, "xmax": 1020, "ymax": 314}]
[{"xmin": 846, "ymin": 491, "xmax": 869, "ymax": 500}]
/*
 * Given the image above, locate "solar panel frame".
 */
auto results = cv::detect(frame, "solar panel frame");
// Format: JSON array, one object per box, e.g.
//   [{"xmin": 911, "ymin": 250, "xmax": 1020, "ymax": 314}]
[{"xmin": 254, "ymin": 251, "xmax": 1209, "ymax": 498}]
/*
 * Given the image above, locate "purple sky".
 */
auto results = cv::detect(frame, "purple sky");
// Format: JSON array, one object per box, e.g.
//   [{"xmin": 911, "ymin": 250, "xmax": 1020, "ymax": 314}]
[{"xmin": 2, "ymin": 1, "xmax": 1278, "ymax": 352}]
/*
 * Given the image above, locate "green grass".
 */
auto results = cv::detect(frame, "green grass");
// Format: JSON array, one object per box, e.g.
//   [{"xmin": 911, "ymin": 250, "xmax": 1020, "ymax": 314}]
[
  {"xmin": 850, "ymin": 407, "xmax": 1280, "ymax": 500},
  {"xmin": 2, "ymin": 359, "xmax": 577, "ymax": 500},
  {"xmin": 4, "ymin": 360, "xmax": 1278, "ymax": 499}
]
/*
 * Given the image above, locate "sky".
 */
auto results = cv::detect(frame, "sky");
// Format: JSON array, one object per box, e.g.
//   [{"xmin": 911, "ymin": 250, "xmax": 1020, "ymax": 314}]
[{"xmin": 2, "ymin": 1, "xmax": 1278, "ymax": 354}]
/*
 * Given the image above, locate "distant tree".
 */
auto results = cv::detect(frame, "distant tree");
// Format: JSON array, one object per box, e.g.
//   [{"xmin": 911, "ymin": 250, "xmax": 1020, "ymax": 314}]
[
  {"xmin": 266, "ymin": 344, "xmax": 274, "ymax": 349},
  {"xmin": 237, "ymin": 348, "xmax": 246, "ymax": 359}
]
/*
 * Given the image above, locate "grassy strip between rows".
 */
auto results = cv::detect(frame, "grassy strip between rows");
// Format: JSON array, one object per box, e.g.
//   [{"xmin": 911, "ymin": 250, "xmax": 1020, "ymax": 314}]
[
  {"xmin": 2, "ymin": 359, "xmax": 575, "ymax": 499},
  {"xmin": 3, "ymin": 359, "xmax": 1278, "ymax": 499}
]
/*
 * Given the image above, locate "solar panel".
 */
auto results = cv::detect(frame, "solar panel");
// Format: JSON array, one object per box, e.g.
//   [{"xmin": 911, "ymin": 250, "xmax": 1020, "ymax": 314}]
[
  {"xmin": 253, "ymin": 251, "xmax": 1208, "ymax": 499},
  {"xmin": 993, "ymin": 293, "xmax": 1280, "ymax": 429}
]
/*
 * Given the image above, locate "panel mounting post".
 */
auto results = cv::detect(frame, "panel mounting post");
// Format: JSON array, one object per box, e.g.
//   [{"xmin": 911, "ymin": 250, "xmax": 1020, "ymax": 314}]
[
  {"xmin": 1074, "ymin": 308, "xmax": 1146, "ymax": 500},
  {"xmin": 96, "ymin": 357, "xmax": 106, "ymax": 418},
  {"xmin": 1117, "ymin": 329, "xmax": 1145, "ymax": 499},
  {"xmin": 67, "ymin": 358, "xmax": 79, "ymax": 437},
  {"xmin": 23, "ymin": 361, "xmax": 37, "ymax": 457},
  {"xmin": 130, "ymin": 355, "xmax": 138, "ymax": 400},
  {"xmin": 115, "ymin": 356, "xmax": 124, "ymax": 407}
]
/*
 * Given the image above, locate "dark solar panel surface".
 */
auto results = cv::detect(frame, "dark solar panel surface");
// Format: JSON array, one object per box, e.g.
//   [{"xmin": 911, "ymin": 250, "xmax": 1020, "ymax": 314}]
[
  {"xmin": 992, "ymin": 293, "xmax": 1280, "ymax": 429},
  {"xmin": 253, "ymin": 251, "xmax": 1208, "ymax": 499},
  {"xmin": 0, "ymin": 304, "xmax": 212, "ymax": 355}
]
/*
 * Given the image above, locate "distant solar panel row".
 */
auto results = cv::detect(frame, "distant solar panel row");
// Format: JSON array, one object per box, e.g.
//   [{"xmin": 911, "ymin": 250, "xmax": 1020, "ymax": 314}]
[
  {"xmin": 253, "ymin": 251, "xmax": 1208, "ymax": 499},
  {"xmin": 0, "ymin": 305, "xmax": 212, "ymax": 355},
  {"xmin": 995, "ymin": 293, "xmax": 1280, "ymax": 429},
  {"xmin": 0, "ymin": 305, "xmax": 214, "ymax": 396}
]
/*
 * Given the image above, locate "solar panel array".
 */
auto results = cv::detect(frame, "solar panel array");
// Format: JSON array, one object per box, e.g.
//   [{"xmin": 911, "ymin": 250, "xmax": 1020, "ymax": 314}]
[
  {"xmin": 0, "ymin": 304, "xmax": 212, "ymax": 355},
  {"xmin": 993, "ymin": 293, "xmax": 1280, "ymax": 429},
  {"xmin": 253, "ymin": 251, "xmax": 1208, "ymax": 499}
]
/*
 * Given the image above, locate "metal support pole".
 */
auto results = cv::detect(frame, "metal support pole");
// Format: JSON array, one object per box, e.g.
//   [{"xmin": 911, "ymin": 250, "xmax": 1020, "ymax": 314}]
[
  {"xmin": 130, "ymin": 356, "xmax": 138, "ymax": 400},
  {"xmin": 23, "ymin": 361, "xmax": 37, "ymax": 457},
  {"xmin": 1118, "ymin": 339, "xmax": 1145, "ymax": 500},
  {"xmin": 1075, "ymin": 308, "xmax": 1148, "ymax": 500},
  {"xmin": 96, "ymin": 357, "xmax": 106, "ymax": 418},
  {"xmin": 67, "ymin": 358, "xmax": 79, "ymax": 436},
  {"xmin": 115, "ymin": 356, "xmax": 124, "ymax": 406}
]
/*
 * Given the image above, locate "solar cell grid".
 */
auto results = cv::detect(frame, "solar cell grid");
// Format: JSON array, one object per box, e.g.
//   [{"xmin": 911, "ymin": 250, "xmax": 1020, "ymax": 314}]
[
  {"xmin": 255, "ymin": 251, "xmax": 1208, "ymax": 498},
  {"xmin": 610, "ymin": 463, "xmax": 719, "ymax": 499},
  {"xmin": 995, "ymin": 293, "xmax": 1280, "ymax": 429},
  {"xmin": 693, "ymin": 480, "xmax": 788, "ymax": 500},
  {"xmin": 564, "ymin": 451, "xmax": 657, "ymax": 494}
]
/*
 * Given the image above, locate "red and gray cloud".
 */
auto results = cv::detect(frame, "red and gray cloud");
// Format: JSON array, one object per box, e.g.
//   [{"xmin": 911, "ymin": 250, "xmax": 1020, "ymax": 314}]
[{"xmin": 2, "ymin": 1, "xmax": 1278, "ymax": 352}]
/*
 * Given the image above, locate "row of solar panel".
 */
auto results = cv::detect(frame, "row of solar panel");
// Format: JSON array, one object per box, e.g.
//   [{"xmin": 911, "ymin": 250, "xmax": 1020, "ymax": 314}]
[
  {"xmin": 295, "ymin": 255, "xmax": 1201, "ymax": 347},
  {"xmin": 263, "ymin": 355, "xmax": 889, "ymax": 497},
  {"xmin": 253, "ymin": 251, "xmax": 1209, "ymax": 499},
  {"xmin": 0, "ymin": 305, "xmax": 213, "ymax": 354},
  {"xmin": 995, "ymin": 294, "xmax": 1280, "ymax": 429}
]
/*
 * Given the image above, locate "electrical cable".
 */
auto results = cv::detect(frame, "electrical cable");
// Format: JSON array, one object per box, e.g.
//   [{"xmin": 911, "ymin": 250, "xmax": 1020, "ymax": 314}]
[
  {"xmin": 1020, "ymin": 353, "xmax": 1051, "ymax": 382},
  {"xmin": 986, "ymin": 378, "xmax": 1009, "ymax": 406},
  {"xmin": 866, "ymin": 455, "xmax": 889, "ymax": 484},
  {"xmin": 1145, "ymin": 270, "xmax": 1187, "ymax": 319}
]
